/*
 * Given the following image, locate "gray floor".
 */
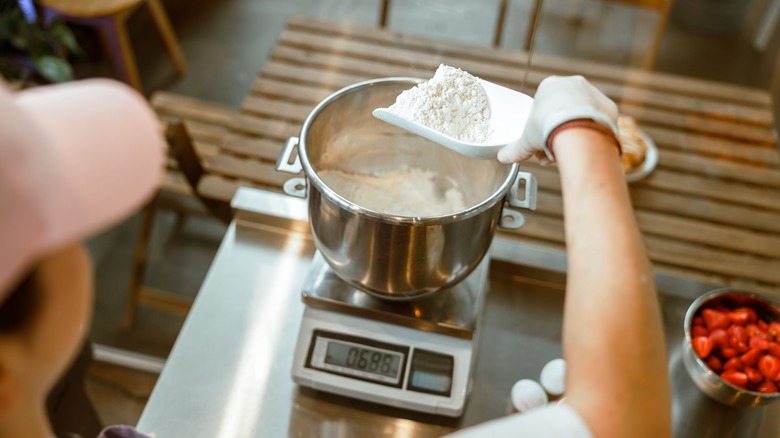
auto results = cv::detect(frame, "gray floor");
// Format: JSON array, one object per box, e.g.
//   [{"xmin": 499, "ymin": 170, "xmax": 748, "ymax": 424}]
[{"xmin": 78, "ymin": 0, "xmax": 780, "ymax": 426}]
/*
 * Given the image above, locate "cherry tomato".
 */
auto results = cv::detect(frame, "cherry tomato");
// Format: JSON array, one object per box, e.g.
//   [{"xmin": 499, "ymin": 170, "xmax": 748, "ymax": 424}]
[
  {"xmin": 709, "ymin": 328, "xmax": 728, "ymax": 349},
  {"xmin": 741, "ymin": 348, "xmax": 762, "ymax": 367},
  {"xmin": 720, "ymin": 370, "xmax": 748, "ymax": 388},
  {"xmin": 768, "ymin": 342, "xmax": 780, "ymax": 358},
  {"xmin": 769, "ymin": 322, "xmax": 780, "ymax": 341},
  {"xmin": 692, "ymin": 336, "xmax": 713, "ymax": 359},
  {"xmin": 691, "ymin": 326, "xmax": 708, "ymax": 337},
  {"xmin": 729, "ymin": 325, "xmax": 749, "ymax": 345},
  {"xmin": 757, "ymin": 380, "xmax": 779, "ymax": 394},
  {"xmin": 721, "ymin": 347, "xmax": 738, "ymax": 358},
  {"xmin": 705, "ymin": 356, "xmax": 723, "ymax": 373},
  {"xmin": 749, "ymin": 336, "xmax": 770, "ymax": 351},
  {"xmin": 723, "ymin": 357, "xmax": 744, "ymax": 371},
  {"xmin": 702, "ymin": 309, "xmax": 731, "ymax": 330},
  {"xmin": 745, "ymin": 366, "xmax": 764, "ymax": 384},
  {"xmin": 728, "ymin": 308, "xmax": 757, "ymax": 325},
  {"xmin": 751, "ymin": 328, "xmax": 771, "ymax": 342},
  {"xmin": 758, "ymin": 355, "xmax": 780, "ymax": 381},
  {"xmin": 729, "ymin": 335, "xmax": 749, "ymax": 353}
]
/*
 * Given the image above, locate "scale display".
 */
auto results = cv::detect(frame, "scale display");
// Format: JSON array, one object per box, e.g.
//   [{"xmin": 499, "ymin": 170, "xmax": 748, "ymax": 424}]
[
  {"xmin": 307, "ymin": 330, "xmax": 408, "ymax": 386},
  {"xmin": 306, "ymin": 330, "xmax": 453, "ymax": 395},
  {"xmin": 324, "ymin": 341, "xmax": 402, "ymax": 379},
  {"xmin": 293, "ymin": 307, "xmax": 471, "ymax": 416}
]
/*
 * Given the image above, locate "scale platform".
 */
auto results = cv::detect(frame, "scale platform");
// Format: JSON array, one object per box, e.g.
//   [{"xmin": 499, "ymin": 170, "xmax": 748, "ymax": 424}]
[{"xmin": 292, "ymin": 252, "xmax": 490, "ymax": 417}]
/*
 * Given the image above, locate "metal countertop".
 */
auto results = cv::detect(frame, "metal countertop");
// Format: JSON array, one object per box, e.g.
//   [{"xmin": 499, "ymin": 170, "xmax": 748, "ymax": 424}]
[{"xmin": 137, "ymin": 188, "xmax": 780, "ymax": 437}]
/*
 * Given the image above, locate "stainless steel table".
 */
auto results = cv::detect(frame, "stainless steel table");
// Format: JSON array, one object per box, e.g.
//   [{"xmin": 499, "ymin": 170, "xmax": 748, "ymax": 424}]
[{"xmin": 137, "ymin": 188, "xmax": 780, "ymax": 437}]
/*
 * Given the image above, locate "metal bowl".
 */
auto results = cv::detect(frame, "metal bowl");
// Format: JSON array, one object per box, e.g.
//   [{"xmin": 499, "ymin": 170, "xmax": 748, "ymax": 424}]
[
  {"xmin": 683, "ymin": 288, "xmax": 780, "ymax": 407},
  {"xmin": 279, "ymin": 78, "xmax": 537, "ymax": 300}
]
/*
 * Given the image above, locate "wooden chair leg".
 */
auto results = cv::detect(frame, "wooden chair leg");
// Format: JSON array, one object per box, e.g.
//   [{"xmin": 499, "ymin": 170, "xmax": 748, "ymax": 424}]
[
  {"xmin": 168, "ymin": 211, "xmax": 188, "ymax": 249},
  {"xmin": 99, "ymin": 14, "xmax": 143, "ymax": 91},
  {"xmin": 643, "ymin": 0, "xmax": 671, "ymax": 70},
  {"xmin": 379, "ymin": 0, "xmax": 390, "ymax": 27},
  {"xmin": 525, "ymin": 0, "xmax": 544, "ymax": 51},
  {"xmin": 494, "ymin": 0, "xmax": 509, "ymax": 47},
  {"xmin": 147, "ymin": 0, "xmax": 188, "ymax": 75},
  {"xmin": 123, "ymin": 205, "xmax": 157, "ymax": 330}
]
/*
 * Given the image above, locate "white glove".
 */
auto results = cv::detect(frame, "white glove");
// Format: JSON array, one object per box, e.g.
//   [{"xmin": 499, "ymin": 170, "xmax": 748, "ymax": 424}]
[{"xmin": 497, "ymin": 75, "xmax": 619, "ymax": 164}]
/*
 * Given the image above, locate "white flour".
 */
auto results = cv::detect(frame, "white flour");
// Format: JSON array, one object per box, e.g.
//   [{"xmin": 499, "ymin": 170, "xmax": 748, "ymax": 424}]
[
  {"xmin": 387, "ymin": 64, "xmax": 493, "ymax": 143},
  {"xmin": 319, "ymin": 168, "xmax": 466, "ymax": 217}
]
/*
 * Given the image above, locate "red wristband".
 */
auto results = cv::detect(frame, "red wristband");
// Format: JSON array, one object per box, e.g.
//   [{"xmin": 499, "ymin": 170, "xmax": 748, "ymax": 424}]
[{"xmin": 545, "ymin": 119, "xmax": 623, "ymax": 161}]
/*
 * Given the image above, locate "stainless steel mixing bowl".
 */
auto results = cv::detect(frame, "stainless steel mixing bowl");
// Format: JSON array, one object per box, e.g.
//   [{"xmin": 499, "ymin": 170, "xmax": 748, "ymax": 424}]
[
  {"xmin": 276, "ymin": 78, "xmax": 536, "ymax": 300},
  {"xmin": 683, "ymin": 288, "xmax": 780, "ymax": 407}
]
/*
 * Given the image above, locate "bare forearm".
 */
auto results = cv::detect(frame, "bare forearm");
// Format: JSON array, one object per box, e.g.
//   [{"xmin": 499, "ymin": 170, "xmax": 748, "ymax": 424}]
[{"xmin": 554, "ymin": 129, "xmax": 670, "ymax": 437}]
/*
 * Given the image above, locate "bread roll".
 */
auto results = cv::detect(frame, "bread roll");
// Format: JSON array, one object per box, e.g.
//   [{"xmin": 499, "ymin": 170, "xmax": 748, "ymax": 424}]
[{"xmin": 617, "ymin": 115, "xmax": 648, "ymax": 173}]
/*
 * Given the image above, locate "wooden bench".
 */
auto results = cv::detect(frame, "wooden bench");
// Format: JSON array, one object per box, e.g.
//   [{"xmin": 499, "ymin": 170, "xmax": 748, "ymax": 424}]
[
  {"xmin": 227, "ymin": 16, "xmax": 780, "ymax": 298},
  {"xmin": 151, "ymin": 91, "xmax": 291, "ymax": 204},
  {"xmin": 132, "ymin": 18, "xmax": 780, "ymax": 301}
]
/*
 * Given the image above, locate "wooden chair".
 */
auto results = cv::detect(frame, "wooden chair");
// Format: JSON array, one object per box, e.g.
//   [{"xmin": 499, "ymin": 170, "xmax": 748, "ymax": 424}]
[
  {"xmin": 165, "ymin": 122, "xmax": 233, "ymax": 223},
  {"xmin": 40, "ymin": 0, "xmax": 187, "ymax": 91},
  {"xmin": 507, "ymin": 0, "xmax": 673, "ymax": 70},
  {"xmin": 123, "ymin": 98, "xmax": 235, "ymax": 328}
]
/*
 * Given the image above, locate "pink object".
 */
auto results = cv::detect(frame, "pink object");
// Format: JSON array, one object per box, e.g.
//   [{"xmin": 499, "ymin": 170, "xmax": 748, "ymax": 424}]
[{"xmin": 0, "ymin": 78, "xmax": 165, "ymax": 299}]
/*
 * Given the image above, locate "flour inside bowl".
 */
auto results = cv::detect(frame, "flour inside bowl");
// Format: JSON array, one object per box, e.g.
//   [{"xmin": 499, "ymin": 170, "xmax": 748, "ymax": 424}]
[
  {"xmin": 387, "ymin": 64, "xmax": 493, "ymax": 143},
  {"xmin": 319, "ymin": 168, "xmax": 466, "ymax": 217}
]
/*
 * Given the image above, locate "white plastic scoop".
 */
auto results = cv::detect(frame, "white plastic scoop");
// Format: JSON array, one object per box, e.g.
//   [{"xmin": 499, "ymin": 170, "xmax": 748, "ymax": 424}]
[{"xmin": 373, "ymin": 79, "xmax": 534, "ymax": 160}]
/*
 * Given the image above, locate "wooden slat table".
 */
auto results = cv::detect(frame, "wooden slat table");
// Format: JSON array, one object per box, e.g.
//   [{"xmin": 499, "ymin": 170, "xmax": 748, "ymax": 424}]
[{"xmin": 205, "ymin": 16, "xmax": 780, "ymax": 297}]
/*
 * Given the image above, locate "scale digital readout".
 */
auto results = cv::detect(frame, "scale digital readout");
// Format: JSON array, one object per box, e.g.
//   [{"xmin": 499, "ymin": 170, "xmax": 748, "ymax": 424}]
[
  {"xmin": 308, "ymin": 331, "xmax": 407, "ymax": 386},
  {"xmin": 292, "ymin": 306, "xmax": 473, "ymax": 416}
]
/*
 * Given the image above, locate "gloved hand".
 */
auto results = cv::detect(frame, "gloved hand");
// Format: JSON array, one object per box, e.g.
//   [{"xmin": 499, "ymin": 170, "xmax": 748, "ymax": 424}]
[{"xmin": 497, "ymin": 75, "xmax": 619, "ymax": 165}]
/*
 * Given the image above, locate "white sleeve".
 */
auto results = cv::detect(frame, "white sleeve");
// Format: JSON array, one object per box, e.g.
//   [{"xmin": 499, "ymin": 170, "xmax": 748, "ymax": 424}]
[{"xmin": 445, "ymin": 403, "xmax": 593, "ymax": 438}]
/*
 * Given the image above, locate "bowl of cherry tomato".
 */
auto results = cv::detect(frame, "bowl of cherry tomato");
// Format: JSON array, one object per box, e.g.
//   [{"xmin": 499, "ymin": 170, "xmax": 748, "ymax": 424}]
[{"xmin": 683, "ymin": 288, "xmax": 780, "ymax": 407}]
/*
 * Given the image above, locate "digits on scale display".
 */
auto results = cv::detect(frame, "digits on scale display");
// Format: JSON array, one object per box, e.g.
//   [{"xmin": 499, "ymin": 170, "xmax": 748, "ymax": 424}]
[{"xmin": 325, "ymin": 341, "xmax": 402, "ymax": 378}]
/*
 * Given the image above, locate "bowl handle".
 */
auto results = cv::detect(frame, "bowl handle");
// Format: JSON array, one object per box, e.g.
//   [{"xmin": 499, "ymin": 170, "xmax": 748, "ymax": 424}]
[
  {"xmin": 276, "ymin": 136, "xmax": 302, "ymax": 174},
  {"xmin": 499, "ymin": 209, "xmax": 526, "ymax": 229},
  {"xmin": 507, "ymin": 171, "xmax": 537, "ymax": 210},
  {"xmin": 276, "ymin": 136, "xmax": 308, "ymax": 198},
  {"xmin": 499, "ymin": 171, "xmax": 536, "ymax": 230},
  {"xmin": 282, "ymin": 177, "xmax": 307, "ymax": 198}
]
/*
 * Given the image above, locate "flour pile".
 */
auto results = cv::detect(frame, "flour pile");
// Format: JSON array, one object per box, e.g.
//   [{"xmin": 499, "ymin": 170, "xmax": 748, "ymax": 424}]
[
  {"xmin": 319, "ymin": 168, "xmax": 466, "ymax": 217},
  {"xmin": 387, "ymin": 64, "xmax": 493, "ymax": 143}
]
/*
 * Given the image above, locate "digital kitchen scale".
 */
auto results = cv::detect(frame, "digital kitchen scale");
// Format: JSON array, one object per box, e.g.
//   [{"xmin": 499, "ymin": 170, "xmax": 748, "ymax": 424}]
[{"xmin": 292, "ymin": 251, "xmax": 489, "ymax": 417}]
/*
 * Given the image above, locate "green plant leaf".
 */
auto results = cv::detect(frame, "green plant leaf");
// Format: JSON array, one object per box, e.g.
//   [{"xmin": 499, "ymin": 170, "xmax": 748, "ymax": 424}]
[
  {"xmin": 33, "ymin": 55, "xmax": 73, "ymax": 82},
  {"xmin": 49, "ymin": 21, "xmax": 81, "ymax": 55},
  {"xmin": 9, "ymin": 33, "xmax": 27, "ymax": 50},
  {"xmin": 0, "ymin": 11, "xmax": 13, "ymax": 44}
]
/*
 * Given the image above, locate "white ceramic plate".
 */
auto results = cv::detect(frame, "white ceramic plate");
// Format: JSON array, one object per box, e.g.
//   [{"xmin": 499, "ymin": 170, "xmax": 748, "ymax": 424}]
[{"xmin": 626, "ymin": 130, "xmax": 659, "ymax": 183}]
